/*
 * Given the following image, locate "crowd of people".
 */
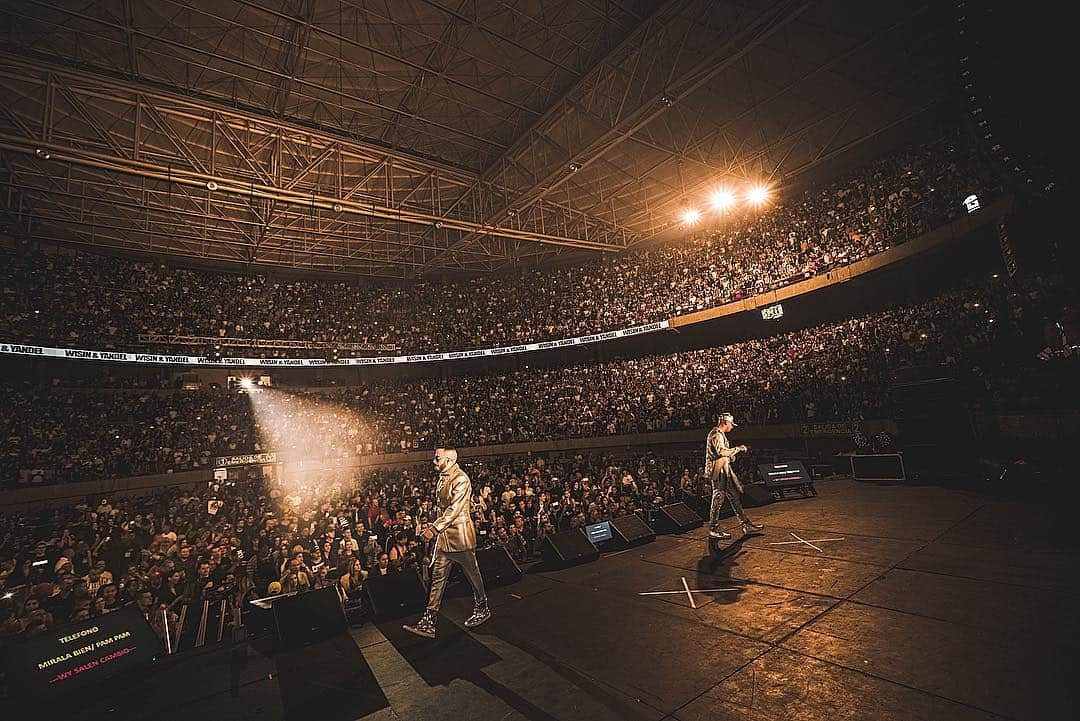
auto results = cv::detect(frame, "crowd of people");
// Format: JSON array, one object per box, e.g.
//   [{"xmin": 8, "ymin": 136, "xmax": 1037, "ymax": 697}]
[
  {"xmin": 0, "ymin": 128, "xmax": 1001, "ymax": 356},
  {"xmin": 4, "ymin": 281, "xmax": 1059, "ymax": 489},
  {"xmin": 0, "ymin": 448, "xmax": 713, "ymax": 649}
]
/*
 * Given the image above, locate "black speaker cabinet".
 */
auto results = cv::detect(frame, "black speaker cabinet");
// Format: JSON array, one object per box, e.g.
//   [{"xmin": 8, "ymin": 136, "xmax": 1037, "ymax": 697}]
[
  {"xmin": 740, "ymin": 484, "xmax": 775, "ymax": 507},
  {"xmin": 477, "ymin": 545, "xmax": 523, "ymax": 587},
  {"xmin": 272, "ymin": 586, "xmax": 347, "ymax": 647},
  {"xmin": 654, "ymin": 502, "xmax": 703, "ymax": 534},
  {"xmin": 852, "ymin": 453, "xmax": 906, "ymax": 481},
  {"xmin": 608, "ymin": 514, "xmax": 656, "ymax": 548},
  {"xmin": 451, "ymin": 545, "xmax": 524, "ymax": 589},
  {"xmin": 540, "ymin": 528, "xmax": 599, "ymax": 567},
  {"xmin": 362, "ymin": 569, "xmax": 427, "ymax": 622}
]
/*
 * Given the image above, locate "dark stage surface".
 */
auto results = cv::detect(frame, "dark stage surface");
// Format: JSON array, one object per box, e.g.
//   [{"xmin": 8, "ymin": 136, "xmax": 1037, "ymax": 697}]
[{"xmin": 34, "ymin": 477, "xmax": 1079, "ymax": 721}]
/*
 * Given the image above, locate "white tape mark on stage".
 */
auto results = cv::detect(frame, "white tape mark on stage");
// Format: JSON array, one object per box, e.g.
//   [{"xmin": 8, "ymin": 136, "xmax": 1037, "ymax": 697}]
[
  {"xmin": 639, "ymin": 576, "xmax": 741, "ymax": 607},
  {"xmin": 766, "ymin": 532, "xmax": 845, "ymax": 552}
]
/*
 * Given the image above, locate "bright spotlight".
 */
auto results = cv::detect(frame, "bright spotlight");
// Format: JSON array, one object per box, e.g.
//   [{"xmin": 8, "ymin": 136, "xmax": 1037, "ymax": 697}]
[
  {"xmin": 239, "ymin": 377, "xmax": 255, "ymax": 390},
  {"xmin": 746, "ymin": 184, "xmax": 770, "ymax": 205},
  {"xmin": 710, "ymin": 189, "xmax": 735, "ymax": 211},
  {"xmin": 681, "ymin": 208, "xmax": 701, "ymax": 225}
]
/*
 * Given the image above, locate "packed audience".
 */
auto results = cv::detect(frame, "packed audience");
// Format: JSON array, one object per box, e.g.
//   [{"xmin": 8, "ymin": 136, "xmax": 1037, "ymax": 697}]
[
  {"xmin": 0, "ymin": 449, "xmax": 715, "ymax": 648},
  {"xmin": 5, "ymin": 281, "xmax": 1067, "ymax": 489},
  {"xmin": 0, "ymin": 128, "xmax": 1001, "ymax": 356}
]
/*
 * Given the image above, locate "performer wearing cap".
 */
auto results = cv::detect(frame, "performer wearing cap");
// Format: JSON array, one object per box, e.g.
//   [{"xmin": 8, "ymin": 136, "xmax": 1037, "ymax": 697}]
[
  {"xmin": 705, "ymin": 413, "xmax": 764, "ymax": 540},
  {"xmin": 403, "ymin": 447, "xmax": 490, "ymax": 639}
]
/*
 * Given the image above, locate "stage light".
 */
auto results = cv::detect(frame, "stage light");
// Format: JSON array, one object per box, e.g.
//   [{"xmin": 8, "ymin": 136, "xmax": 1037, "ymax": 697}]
[
  {"xmin": 746, "ymin": 184, "xmax": 770, "ymax": 205},
  {"xmin": 239, "ymin": 378, "xmax": 254, "ymax": 390},
  {"xmin": 710, "ymin": 189, "xmax": 735, "ymax": 211},
  {"xmin": 681, "ymin": 208, "xmax": 701, "ymax": 225}
]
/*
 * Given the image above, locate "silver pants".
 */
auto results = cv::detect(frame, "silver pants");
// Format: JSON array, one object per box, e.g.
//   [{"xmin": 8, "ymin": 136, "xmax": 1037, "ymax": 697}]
[
  {"xmin": 426, "ymin": 548, "xmax": 487, "ymax": 614},
  {"xmin": 708, "ymin": 468, "xmax": 749, "ymax": 529}
]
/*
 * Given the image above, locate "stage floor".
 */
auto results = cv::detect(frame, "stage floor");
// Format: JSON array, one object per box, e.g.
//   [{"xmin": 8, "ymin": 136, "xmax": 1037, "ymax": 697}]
[{"xmin": 35, "ymin": 476, "xmax": 1080, "ymax": 721}]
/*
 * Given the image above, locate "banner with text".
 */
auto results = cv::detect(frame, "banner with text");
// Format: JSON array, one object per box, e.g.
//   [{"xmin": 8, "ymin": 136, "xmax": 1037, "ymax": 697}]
[
  {"xmin": 0, "ymin": 320, "xmax": 669, "ymax": 367},
  {"xmin": 214, "ymin": 452, "xmax": 278, "ymax": 467}
]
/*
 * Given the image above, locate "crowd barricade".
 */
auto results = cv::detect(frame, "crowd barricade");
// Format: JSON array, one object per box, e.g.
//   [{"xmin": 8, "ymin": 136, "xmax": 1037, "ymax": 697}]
[{"xmin": 156, "ymin": 595, "xmax": 244, "ymax": 656}]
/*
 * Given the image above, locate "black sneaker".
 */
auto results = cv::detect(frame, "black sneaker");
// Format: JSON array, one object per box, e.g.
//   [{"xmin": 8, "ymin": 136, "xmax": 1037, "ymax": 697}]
[
  {"xmin": 464, "ymin": 602, "xmax": 491, "ymax": 629},
  {"xmin": 708, "ymin": 528, "xmax": 732, "ymax": 540},
  {"xmin": 741, "ymin": 520, "xmax": 764, "ymax": 535},
  {"xmin": 403, "ymin": 611, "xmax": 437, "ymax": 639}
]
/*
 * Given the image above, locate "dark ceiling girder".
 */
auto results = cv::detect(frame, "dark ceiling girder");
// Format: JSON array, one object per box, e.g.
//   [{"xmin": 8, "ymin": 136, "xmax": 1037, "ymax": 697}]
[
  {"xmin": 416, "ymin": 0, "xmax": 813, "ymax": 273},
  {"xmin": 0, "ymin": 0, "xmax": 955, "ymax": 276}
]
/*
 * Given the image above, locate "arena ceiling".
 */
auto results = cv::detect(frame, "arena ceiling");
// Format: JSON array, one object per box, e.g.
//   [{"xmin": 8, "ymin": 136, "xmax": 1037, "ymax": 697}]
[{"xmin": 0, "ymin": 0, "xmax": 957, "ymax": 276}]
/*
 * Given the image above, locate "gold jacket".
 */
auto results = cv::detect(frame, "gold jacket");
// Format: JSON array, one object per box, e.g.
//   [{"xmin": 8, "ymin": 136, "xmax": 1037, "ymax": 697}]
[
  {"xmin": 705, "ymin": 426, "xmax": 741, "ymax": 484},
  {"xmin": 431, "ymin": 463, "xmax": 478, "ymax": 552}
]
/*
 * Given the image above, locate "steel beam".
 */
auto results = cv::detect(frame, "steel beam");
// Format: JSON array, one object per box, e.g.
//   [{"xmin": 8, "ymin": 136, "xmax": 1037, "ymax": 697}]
[
  {"xmin": 0, "ymin": 54, "xmax": 633, "ymax": 272},
  {"xmin": 417, "ymin": 0, "xmax": 811, "ymax": 271}
]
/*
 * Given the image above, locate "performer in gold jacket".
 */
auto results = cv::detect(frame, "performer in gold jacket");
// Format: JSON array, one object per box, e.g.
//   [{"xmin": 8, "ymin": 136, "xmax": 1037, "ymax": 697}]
[
  {"xmin": 403, "ymin": 448, "xmax": 490, "ymax": 638},
  {"xmin": 706, "ymin": 413, "xmax": 764, "ymax": 540}
]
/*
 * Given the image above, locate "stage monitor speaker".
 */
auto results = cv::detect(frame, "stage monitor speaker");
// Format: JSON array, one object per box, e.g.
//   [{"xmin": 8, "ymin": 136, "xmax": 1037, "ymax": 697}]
[
  {"xmin": 739, "ymin": 484, "xmax": 775, "ymax": 507},
  {"xmin": 272, "ymin": 586, "xmax": 347, "ymax": 647},
  {"xmin": 540, "ymin": 528, "xmax": 599, "ymax": 567},
  {"xmin": 654, "ymin": 502, "xmax": 703, "ymax": 534},
  {"xmin": 608, "ymin": 514, "xmax": 655, "ymax": 548},
  {"xmin": 1, "ymin": 604, "xmax": 161, "ymax": 701},
  {"xmin": 833, "ymin": 453, "xmax": 854, "ymax": 476},
  {"xmin": 757, "ymin": 461, "xmax": 817, "ymax": 500},
  {"xmin": 477, "ymin": 545, "xmax": 523, "ymax": 587},
  {"xmin": 852, "ymin": 453, "xmax": 906, "ymax": 482},
  {"xmin": 362, "ymin": 569, "xmax": 427, "ymax": 622},
  {"xmin": 449, "ymin": 546, "xmax": 522, "ymax": 590},
  {"xmin": 758, "ymin": 461, "xmax": 811, "ymax": 488},
  {"xmin": 680, "ymin": 493, "xmax": 710, "ymax": 520}
]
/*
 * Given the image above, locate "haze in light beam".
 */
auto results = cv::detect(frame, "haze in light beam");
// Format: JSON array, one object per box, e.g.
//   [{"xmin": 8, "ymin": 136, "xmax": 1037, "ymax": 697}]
[{"xmin": 245, "ymin": 387, "xmax": 371, "ymax": 490}]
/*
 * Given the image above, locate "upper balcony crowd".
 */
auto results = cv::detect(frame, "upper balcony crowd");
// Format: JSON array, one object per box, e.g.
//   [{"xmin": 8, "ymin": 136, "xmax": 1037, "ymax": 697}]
[
  {"xmin": 6, "ymin": 274, "xmax": 1075, "ymax": 489},
  {"xmin": 1, "ymin": 129, "xmax": 1001, "ymax": 356}
]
